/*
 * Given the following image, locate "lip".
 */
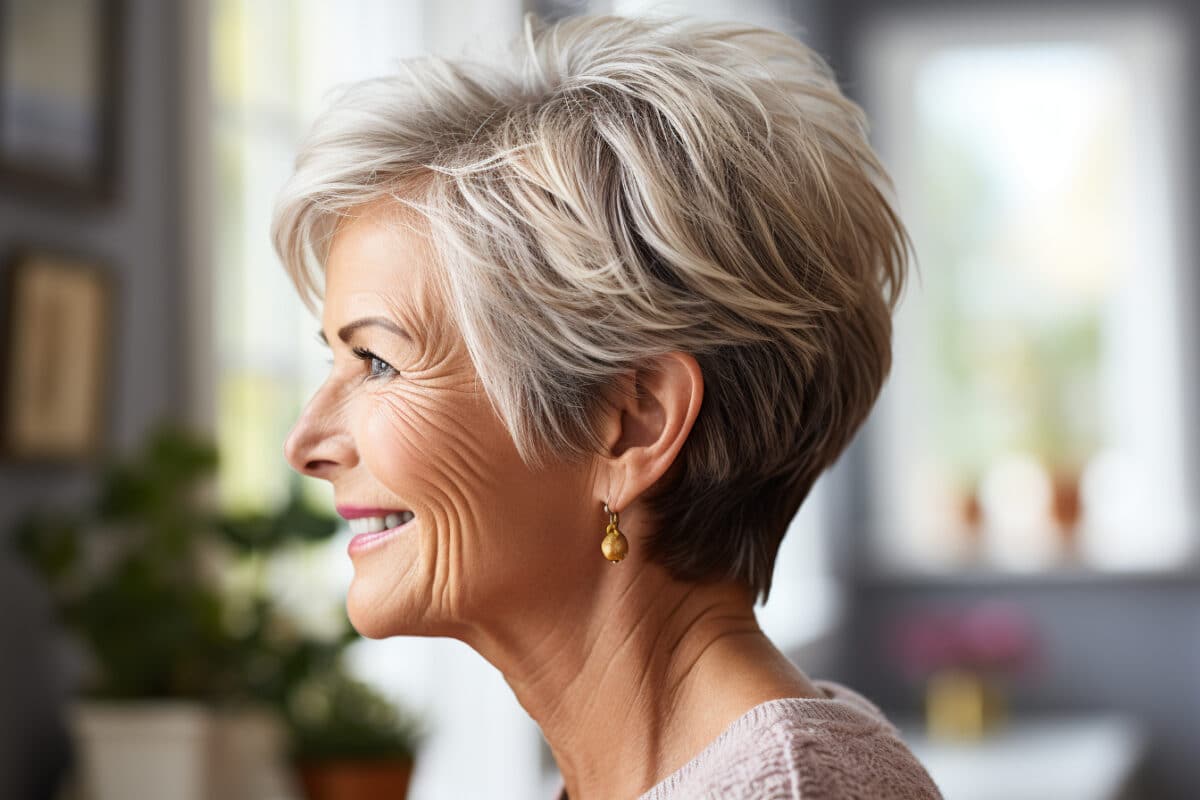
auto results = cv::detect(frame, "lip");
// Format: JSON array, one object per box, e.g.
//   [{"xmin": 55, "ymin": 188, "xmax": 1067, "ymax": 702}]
[
  {"xmin": 336, "ymin": 505, "xmax": 410, "ymax": 520},
  {"xmin": 346, "ymin": 513, "xmax": 417, "ymax": 557}
]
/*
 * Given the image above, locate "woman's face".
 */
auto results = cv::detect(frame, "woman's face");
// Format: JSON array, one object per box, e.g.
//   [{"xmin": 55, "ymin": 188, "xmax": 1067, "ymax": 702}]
[{"xmin": 284, "ymin": 202, "xmax": 599, "ymax": 640}]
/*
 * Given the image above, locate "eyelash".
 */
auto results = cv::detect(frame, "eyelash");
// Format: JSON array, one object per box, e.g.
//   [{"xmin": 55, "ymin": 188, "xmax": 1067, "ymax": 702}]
[{"xmin": 351, "ymin": 346, "xmax": 397, "ymax": 380}]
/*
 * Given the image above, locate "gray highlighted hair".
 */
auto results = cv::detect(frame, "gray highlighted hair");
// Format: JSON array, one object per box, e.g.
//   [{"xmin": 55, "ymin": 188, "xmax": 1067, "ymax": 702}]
[{"xmin": 272, "ymin": 13, "xmax": 909, "ymax": 601}]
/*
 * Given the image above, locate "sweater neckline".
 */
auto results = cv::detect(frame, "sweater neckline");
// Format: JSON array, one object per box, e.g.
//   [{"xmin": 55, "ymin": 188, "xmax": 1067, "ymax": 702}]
[{"xmin": 556, "ymin": 680, "xmax": 884, "ymax": 800}]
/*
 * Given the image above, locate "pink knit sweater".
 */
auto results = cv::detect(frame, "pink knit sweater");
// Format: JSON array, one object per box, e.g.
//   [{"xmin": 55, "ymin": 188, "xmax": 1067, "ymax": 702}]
[{"xmin": 556, "ymin": 680, "xmax": 942, "ymax": 799}]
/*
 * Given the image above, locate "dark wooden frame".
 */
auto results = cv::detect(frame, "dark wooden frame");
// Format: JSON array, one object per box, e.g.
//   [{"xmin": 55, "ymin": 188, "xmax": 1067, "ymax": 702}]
[
  {"xmin": 0, "ymin": 0, "xmax": 123, "ymax": 206},
  {"xmin": 0, "ymin": 247, "xmax": 114, "ymax": 462}
]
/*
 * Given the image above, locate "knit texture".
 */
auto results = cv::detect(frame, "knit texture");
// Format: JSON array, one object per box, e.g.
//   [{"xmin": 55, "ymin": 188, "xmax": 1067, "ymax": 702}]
[{"xmin": 556, "ymin": 680, "xmax": 942, "ymax": 800}]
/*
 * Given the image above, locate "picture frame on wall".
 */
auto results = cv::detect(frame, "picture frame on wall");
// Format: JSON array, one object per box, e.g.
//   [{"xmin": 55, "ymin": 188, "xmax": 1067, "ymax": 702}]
[
  {"xmin": 1, "ymin": 248, "xmax": 113, "ymax": 461},
  {"xmin": 0, "ymin": 0, "xmax": 122, "ymax": 204}
]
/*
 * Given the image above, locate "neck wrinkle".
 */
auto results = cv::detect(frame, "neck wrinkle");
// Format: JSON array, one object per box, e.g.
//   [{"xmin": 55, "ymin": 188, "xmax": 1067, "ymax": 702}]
[{"xmin": 462, "ymin": 562, "xmax": 760, "ymax": 800}]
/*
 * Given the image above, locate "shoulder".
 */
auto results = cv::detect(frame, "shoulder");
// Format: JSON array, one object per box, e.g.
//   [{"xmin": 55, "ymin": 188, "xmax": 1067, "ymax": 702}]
[{"xmin": 638, "ymin": 680, "xmax": 943, "ymax": 800}]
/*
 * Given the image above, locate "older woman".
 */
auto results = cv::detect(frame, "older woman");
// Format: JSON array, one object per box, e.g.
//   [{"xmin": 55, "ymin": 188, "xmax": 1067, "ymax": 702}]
[{"xmin": 274, "ymin": 13, "xmax": 939, "ymax": 800}]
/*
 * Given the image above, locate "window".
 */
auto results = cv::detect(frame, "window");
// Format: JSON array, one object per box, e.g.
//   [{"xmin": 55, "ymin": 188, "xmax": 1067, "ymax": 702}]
[{"xmin": 857, "ymin": 9, "xmax": 1194, "ymax": 574}]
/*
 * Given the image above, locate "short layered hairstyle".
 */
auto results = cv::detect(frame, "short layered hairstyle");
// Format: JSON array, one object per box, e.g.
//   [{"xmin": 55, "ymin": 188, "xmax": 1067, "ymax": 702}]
[{"xmin": 272, "ymin": 13, "xmax": 910, "ymax": 601}]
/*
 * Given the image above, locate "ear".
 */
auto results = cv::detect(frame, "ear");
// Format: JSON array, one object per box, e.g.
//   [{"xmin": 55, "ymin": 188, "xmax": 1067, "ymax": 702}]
[{"xmin": 596, "ymin": 352, "xmax": 704, "ymax": 512}]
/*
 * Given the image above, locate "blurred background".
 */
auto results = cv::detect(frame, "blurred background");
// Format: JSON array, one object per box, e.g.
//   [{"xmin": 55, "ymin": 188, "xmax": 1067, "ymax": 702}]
[{"xmin": 0, "ymin": 0, "xmax": 1196, "ymax": 799}]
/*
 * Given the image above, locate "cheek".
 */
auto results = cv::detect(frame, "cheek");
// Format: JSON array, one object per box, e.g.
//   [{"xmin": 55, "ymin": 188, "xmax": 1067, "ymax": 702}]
[
  {"xmin": 357, "ymin": 385, "xmax": 513, "ymax": 523},
  {"xmin": 349, "ymin": 382, "xmax": 599, "ymax": 627}
]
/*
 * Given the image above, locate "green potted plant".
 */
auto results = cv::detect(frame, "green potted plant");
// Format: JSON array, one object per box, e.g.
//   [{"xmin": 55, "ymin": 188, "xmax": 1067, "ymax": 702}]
[
  {"xmin": 287, "ymin": 664, "xmax": 424, "ymax": 800},
  {"xmin": 10, "ymin": 424, "xmax": 423, "ymax": 800},
  {"xmin": 12, "ymin": 426, "xmax": 277, "ymax": 799}
]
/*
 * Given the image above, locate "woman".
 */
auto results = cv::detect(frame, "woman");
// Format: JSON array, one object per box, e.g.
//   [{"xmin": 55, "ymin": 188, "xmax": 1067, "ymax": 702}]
[{"xmin": 274, "ymin": 14, "xmax": 941, "ymax": 800}]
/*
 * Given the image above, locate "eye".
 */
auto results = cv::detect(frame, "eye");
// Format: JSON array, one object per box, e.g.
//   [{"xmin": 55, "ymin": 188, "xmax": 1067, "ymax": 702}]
[{"xmin": 351, "ymin": 346, "xmax": 397, "ymax": 380}]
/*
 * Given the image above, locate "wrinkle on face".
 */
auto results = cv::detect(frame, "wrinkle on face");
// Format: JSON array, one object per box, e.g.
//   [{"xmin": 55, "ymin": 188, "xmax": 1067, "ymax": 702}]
[
  {"xmin": 357, "ymin": 378, "xmax": 486, "ymax": 625},
  {"xmin": 379, "ymin": 290, "xmax": 459, "ymax": 379},
  {"xmin": 313, "ymin": 199, "xmax": 600, "ymax": 642}
]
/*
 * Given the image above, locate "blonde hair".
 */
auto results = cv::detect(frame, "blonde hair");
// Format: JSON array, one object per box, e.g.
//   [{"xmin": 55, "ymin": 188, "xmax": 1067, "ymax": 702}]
[{"xmin": 272, "ymin": 13, "xmax": 909, "ymax": 601}]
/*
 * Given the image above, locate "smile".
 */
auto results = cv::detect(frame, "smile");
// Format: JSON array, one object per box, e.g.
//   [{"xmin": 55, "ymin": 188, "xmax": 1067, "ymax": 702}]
[
  {"xmin": 348, "ymin": 511, "xmax": 414, "ymax": 535},
  {"xmin": 340, "ymin": 507, "xmax": 418, "ymax": 557}
]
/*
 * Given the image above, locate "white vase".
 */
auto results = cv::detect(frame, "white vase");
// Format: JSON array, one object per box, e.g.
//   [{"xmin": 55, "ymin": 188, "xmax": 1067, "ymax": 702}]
[
  {"xmin": 210, "ymin": 705, "xmax": 300, "ymax": 800},
  {"xmin": 67, "ymin": 702, "xmax": 299, "ymax": 800}
]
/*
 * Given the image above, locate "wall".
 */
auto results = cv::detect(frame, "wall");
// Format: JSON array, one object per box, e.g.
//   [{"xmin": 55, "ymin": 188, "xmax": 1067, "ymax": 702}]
[
  {"xmin": 0, "ymin": 3, "xmax": 186, "ymax": 798},
  {"xmin": 0, "ymin": 0, "xmax": 186, "ymax": 536}
]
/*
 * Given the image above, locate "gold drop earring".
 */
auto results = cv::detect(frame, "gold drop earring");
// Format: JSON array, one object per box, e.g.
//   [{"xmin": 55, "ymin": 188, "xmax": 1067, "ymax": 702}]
[{"xmin": 601, "ymin": 502, "xmax": 629, "ymax": 563}]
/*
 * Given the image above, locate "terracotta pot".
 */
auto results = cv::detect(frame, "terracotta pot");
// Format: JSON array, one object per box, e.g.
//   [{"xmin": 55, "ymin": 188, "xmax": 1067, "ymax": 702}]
[
  {"xmin": 1051, "ymin": 471, "xmax": 1082, "ymax": 548},
  {"xmin": 297, "ymin": 758, "xmax": 414, "ymax": 800},
  {"xmin": 959, "ymin": 484, "xmax": 984, "ymax": 558}
]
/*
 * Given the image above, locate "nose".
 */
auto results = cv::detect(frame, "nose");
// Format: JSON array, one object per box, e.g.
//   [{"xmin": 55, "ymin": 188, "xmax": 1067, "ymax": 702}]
[{"xmin": 284, "ymin": 382, "xmax": 357, "ymax": 480}]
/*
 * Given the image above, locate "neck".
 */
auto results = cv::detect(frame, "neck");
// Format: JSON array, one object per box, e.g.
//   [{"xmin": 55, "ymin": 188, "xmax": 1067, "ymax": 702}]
[{"xmin": 460, "ymin": 559, "xmax": 814, "ymax": 800}]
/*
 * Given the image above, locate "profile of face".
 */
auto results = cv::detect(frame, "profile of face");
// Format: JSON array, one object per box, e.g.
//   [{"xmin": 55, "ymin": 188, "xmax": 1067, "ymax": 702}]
[{"xmin": 284, "ymin": 202, "xmax": 601, "ymax": 641}]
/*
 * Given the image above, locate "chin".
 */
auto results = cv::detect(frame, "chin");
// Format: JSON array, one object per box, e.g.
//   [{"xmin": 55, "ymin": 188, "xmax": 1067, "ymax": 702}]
[
  {"xmin": 345, "ymin": 571, "xmax": 414, "ymax": 639},
  {"xmin": 345, "ymin": 593, "xmax": 396, "ymax": 640},
  {"xmin": 341, "ymin": 519, "xmax": 435, "ymax": 639},
  {"xmin": 344, "ymin": 561, "xmax": 450, "ymax": 640}
]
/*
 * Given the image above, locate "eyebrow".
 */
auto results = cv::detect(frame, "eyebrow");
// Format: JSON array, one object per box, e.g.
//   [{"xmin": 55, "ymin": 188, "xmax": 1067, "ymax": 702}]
[{"xmin": 317, "ymin": 317, "xmax": 411, "ymax": 346}]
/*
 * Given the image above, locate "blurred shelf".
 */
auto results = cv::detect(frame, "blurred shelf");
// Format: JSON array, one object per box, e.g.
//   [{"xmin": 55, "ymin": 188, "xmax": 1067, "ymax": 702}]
[
  {"xmin": 895, "ymin": 714, "xmax": 1147, "ymax": 800},
  {"xmin": 850, "ymin": 561, "xmax": 1200, "ymax": 590}
]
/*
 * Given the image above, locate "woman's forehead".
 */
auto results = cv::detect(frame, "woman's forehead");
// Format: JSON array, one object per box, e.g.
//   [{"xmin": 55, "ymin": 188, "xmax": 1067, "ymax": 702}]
[
  {"xmin": 321, "ymin": 205, "xmax": 450, "ymax": 352},
  {"xmin": 325, "ymin": 204, "xmax": 436, "ymax": 303}
]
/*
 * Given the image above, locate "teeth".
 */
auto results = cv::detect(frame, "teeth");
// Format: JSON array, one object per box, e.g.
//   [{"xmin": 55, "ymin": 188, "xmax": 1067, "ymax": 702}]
[
  {"xmin": 349, "ymin": 516, "xmax": 385, "ymax": 535},
  {"xmin": 348, "ymin": 512, "xmax": 414, "ymax": 535}
]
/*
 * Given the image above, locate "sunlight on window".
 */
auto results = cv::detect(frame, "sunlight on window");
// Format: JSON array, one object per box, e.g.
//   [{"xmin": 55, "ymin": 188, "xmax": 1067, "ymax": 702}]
[
  {"xmin": 911, "ymin": 46, "xmax": 1117, "ymax": 567},
  {"xmin": 861, "ymin": 13, "xmax": 1192, "ymax": 574}
]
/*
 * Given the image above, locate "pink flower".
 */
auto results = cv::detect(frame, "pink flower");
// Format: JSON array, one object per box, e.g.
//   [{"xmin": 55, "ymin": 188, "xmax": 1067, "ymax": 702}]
[{"xmin": 888, "ymin": 602, "xmax": 1038, "ymax": 680}]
